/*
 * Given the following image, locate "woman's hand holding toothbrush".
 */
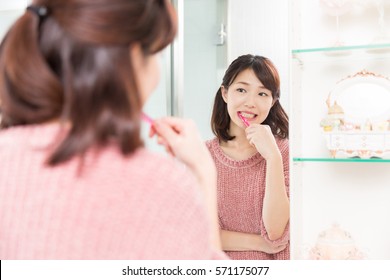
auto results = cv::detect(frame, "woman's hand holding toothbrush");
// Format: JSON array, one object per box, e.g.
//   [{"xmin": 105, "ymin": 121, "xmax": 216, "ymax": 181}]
[{"xmin": 151, "ymin": 117, "xmax": 216, "ymax": 179}]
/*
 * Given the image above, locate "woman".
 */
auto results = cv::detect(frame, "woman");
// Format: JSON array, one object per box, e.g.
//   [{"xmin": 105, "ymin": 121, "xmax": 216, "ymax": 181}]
[
  {"xmin": 207, "ymin": 54, "xmax": 290, "ymax": 260},
  {"xmin": 0, "ymin": 0, "xmax": 224, "ymax": 260}
]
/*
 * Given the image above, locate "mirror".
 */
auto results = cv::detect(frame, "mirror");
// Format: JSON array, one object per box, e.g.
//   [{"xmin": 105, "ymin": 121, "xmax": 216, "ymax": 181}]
[{"xmin": 327, "ymin": 70, "xmax": 390, "ymax": 124}]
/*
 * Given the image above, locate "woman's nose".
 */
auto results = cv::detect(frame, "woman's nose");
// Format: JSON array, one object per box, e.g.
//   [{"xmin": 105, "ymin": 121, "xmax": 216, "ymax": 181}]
[{"xmin": 244, "ymin": 94, "xmax": 256, "ymax": 108}]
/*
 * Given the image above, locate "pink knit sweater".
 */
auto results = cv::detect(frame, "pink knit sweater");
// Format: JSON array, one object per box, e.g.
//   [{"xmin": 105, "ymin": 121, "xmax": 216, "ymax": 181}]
[
  {"xmin": 0, "ymin": 124, "xmax": 227, "ymax": 260},
  {"xmin": 206, "ymin": 137, "xmax": 290, "ymax": 260}
]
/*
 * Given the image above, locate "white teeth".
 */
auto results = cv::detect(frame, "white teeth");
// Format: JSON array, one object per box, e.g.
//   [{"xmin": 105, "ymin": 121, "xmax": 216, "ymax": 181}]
[{"xmin": 240, "ymin": 112, "xmax": 256, "ymax": 118}]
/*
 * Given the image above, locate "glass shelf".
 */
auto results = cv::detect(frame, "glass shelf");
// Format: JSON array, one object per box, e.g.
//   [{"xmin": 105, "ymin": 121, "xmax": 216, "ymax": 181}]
[
  {"xmin": 292, "ymin": 43, "xmax": 390, "ymax": 62},
  {"xmin": 292, "ymin": 43, "xmax": 390, "ymax": 54},
  {"xmin": 293, "ymin": 157, "xmax": 390, "ymax": 163}
]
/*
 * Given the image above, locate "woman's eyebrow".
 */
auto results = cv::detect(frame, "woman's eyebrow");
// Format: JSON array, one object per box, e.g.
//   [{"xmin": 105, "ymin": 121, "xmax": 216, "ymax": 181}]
[
  {"xmin": 234, "ymin": 81, "xmax": 268, "ymax": 90},
  {"xmin": 234, "ymin": 81, "xmax": 250, "ymax": 85}
]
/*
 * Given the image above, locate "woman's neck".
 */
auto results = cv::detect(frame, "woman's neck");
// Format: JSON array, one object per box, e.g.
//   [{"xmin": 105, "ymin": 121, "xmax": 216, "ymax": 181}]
[{"xmin": 219, "ymin": 128, "xmax": 257, "ymax": 160}]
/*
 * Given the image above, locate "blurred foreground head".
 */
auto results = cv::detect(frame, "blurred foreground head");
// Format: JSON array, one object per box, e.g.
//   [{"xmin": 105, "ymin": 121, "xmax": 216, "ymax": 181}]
[{"xmin": 0, "ymin": 0, "xmax": 177, "ymax": 165}]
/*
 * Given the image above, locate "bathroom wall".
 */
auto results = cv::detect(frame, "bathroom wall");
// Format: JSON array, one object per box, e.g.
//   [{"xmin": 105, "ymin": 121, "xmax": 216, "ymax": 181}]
[
  {"xmin": 227, "ymin": 0, "xmax": 290, "ymax": 111},
  {"xmin": 182, "ymin": 0, "xmax": 228, "ymax": 141},
  {"xmin": 0, "ymin": 1, "xmax": 27, "ymax": 38}
]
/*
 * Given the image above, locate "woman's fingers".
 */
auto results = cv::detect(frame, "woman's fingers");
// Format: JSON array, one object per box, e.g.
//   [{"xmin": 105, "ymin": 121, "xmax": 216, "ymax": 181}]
[
  {"xmin": 148, "ymin": 124, "xmax": 157, "ymax": 138},
  {"xmin": 153, "ymin": 120, "xmax": 180, "ymax": 148},
  {"xmin": 148, "ymin": 117, "xmax": 215, "ymax": 183}
]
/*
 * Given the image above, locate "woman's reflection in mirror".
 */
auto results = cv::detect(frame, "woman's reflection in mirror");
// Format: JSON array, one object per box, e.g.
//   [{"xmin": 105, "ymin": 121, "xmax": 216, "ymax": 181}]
[{"xmin": 207, "ymin": 54, "xmax": 290, "ymax": 260}]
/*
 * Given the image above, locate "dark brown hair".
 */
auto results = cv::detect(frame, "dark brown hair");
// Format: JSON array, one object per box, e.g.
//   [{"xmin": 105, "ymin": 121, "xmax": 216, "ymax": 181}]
[
  {"xmin": 211, "ymin": 54, "xmax": 289, "ymax": 141},
  {"xmin": 0, "ymin": 0, "xmax": 177, "ymax": 165}
]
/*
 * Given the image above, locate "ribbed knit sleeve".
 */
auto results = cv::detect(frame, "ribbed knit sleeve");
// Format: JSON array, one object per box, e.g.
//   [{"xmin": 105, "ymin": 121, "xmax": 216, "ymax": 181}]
[
  {"xmin": 259, "ymin": 138, "xmax": 290, "ymax": 260},
  {"xmin": 206, "ymin": 137, "xmax": 290, "ymax": 260}
]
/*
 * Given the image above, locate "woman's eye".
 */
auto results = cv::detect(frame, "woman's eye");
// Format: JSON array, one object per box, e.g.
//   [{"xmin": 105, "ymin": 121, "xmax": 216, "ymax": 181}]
[
  {"xmin": 237, "ymin": 88, "xmax": 246, "ymax": 93},
  {"xmin": 258, "ymin": 92, "xmax": 268, "ymax": 96}
]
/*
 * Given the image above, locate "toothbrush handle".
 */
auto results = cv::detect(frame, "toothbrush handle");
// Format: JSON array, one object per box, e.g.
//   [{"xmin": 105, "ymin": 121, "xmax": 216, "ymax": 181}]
[{"xmin": 141, "ymin": 112, "xmax": 154, "ymax": 125}]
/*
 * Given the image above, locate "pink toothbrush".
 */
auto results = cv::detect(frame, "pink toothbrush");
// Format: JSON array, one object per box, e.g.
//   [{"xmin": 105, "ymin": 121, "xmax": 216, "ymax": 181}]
[
  {"xmin": 141, "ymin": 112, "xmax": 154, "ymax": 125},
  {"xmin": 238, "ymin": 112, "xmax": 250, "ymax": 127}
]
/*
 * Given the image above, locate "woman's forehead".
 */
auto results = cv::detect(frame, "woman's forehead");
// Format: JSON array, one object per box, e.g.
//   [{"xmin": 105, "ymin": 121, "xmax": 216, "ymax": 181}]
[{"xmin": 231, "ymin": 69, "xmax": 268, "ymax": 89}]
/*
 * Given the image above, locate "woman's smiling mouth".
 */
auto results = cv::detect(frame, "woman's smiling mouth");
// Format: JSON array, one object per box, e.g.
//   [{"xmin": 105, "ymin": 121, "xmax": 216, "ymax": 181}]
[{"xmin": 238, "ymin": 111, "xmax": 257, "ymax": 120}]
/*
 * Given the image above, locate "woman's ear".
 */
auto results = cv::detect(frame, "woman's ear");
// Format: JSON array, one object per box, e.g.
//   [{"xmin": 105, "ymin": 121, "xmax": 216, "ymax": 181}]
[{"xmin": 221, "ymin": 86, "xmax": 228, "ymax": 103}]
